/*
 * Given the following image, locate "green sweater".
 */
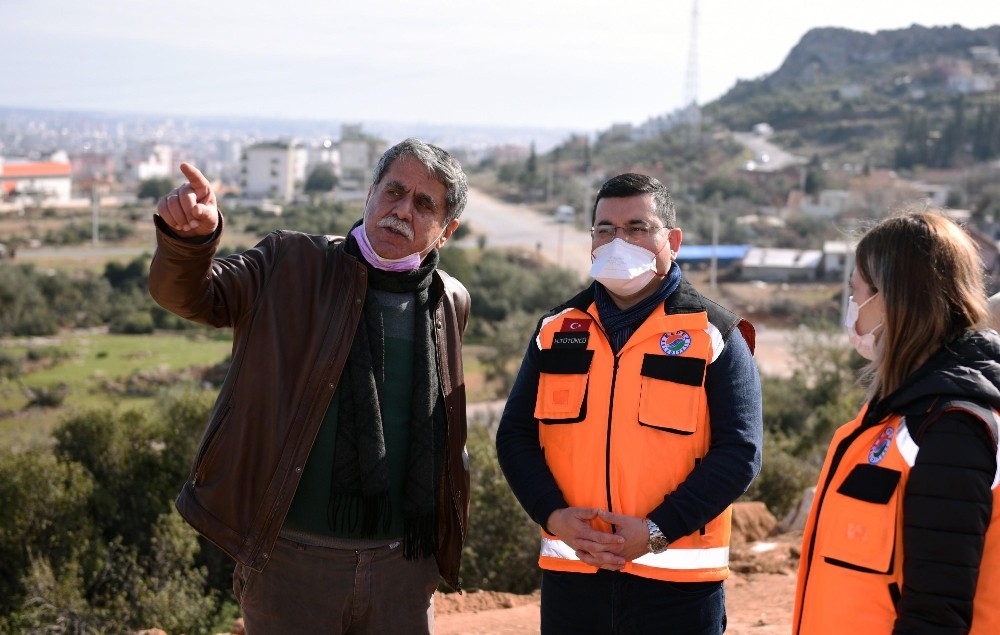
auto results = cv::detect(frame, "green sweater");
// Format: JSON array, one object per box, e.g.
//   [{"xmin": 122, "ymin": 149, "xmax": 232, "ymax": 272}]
[{"xmin": 283, "ymin": 289, "xmax": 415, "ymax": 540}]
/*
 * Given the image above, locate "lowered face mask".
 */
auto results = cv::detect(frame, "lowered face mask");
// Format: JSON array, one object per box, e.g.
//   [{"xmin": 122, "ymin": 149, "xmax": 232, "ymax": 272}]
[{"xmin": 351, "ymin": 222, "xmax": 445, "ymax": 272}]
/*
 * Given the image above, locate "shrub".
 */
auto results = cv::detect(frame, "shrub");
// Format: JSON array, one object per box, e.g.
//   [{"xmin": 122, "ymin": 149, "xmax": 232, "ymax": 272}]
[
  {"xmin": 741, "ymin": 434, "xmax": 821, "ymax": 519},
  {"xmin": 24, "ymin": 382, "xmax": 69, "ymax": 408},
  {"xmin": 0, "ymin": 350, "xmax": 21, "ymax": 380},
  {"xmin": 0, "ymin": 449, "xmax": 97, "ymax": 617},
  {"xmin": 462, "ymin": 423, "xmax": 541, "ymax": 593},
  {"xmin": 110, "ymin": 310, "xmax": 155, "ymax": 334}
]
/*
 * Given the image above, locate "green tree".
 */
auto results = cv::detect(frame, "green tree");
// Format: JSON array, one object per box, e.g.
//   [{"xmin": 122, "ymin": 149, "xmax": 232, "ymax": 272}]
[
  {"xmin": 304, "ymin": 164, "xmax": 338, "ymax": 193},
  {"xmin": 480, "ymin": 312, "xmax": 539, "ymax": 398},
  {"xmin": 137, "ymin": 177, "xmax": 176, "ymax": 201}
]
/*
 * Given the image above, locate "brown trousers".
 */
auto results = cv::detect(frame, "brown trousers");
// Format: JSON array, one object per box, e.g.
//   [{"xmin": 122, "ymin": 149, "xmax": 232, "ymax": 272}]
[{"xmin": 234, "ymin": 535, "xmax": 440, "ymax": 634}]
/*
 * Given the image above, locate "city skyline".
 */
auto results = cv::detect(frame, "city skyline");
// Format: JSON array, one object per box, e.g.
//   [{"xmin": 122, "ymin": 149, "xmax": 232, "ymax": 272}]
[{"xmin": 3, "ymin": 0, "xmax": 998, "ymax": 133}]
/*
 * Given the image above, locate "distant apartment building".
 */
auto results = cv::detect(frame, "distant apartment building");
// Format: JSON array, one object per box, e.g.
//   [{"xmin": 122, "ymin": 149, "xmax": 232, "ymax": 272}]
[
  {"xmin": 306, "ymin": 139, "xmax": 341, "ymax": 180},
  {"xmin": 339, "ymin": 125, "xmax": 387, "ymax": 190},
  {"xmin": 71, "ymin": 152, "xmax": 117, "ymax": 191},
  {"xmin": 240, "ymin": 140, "xmax": 308, "ymax": 202},
  {"xmin": 0, "ymin": 150, "xmax": 72, "ymax": 204},
  {"xmin": 130, "ymin": 143, "xmax": 173, "ymax": 181}
]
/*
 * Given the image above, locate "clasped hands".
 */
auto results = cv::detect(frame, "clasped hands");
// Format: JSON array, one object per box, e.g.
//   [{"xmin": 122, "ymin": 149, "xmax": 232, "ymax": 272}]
[{"xmin": 546, "ymin": 507, "xmax": 650, "ymax": 571}]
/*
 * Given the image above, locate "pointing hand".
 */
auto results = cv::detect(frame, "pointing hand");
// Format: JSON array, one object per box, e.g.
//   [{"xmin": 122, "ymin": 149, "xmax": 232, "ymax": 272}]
[{"xmin": 156, "ymin": 162, "xmax": 220, "ymax": 237}]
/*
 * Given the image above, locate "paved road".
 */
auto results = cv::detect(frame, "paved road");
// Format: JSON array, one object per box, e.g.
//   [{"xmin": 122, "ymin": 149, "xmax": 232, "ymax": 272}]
[
  {"xmin": 732, "ymin": 132, "xmax": 808, "ymax": 173},
  {"xmin": 456, "ymin": 188, "xmax": 594, "ymax": 280}
]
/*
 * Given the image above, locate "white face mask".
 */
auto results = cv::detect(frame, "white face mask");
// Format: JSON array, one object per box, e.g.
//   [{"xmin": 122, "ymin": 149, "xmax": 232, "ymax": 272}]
[
  {"xmin": 844, "ymin": 293, "xmax": 883, "ymax": 360},
  {"xmin": 590, "ymin": 238, "xmax": 661, "ymax": 297}
]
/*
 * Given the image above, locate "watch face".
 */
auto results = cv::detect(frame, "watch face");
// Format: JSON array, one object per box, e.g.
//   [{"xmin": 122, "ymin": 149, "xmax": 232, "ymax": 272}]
[
  {"xmin": 646, "ymin": 520, "xmax": 669, "ymax": 554},
  {"xmin": 649, "ymin": 535, "xmax": 669, "ymax": 554}
]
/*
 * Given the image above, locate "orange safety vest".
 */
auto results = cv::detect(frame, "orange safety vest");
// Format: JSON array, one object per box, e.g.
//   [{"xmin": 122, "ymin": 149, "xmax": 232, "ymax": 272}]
[
  {"xmin": 793, "ymin": 404, "xmax": 1000, "ymax": 634},
  {"xmin": 533, "ymin": 299, "xmax": 747, "ymax": 582}
]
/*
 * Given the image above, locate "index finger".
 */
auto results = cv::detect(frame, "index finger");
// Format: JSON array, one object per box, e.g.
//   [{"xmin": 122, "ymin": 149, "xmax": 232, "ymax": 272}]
[
  {"xmin": 179, "ymin": 162, "xmax": 211, "ymax": 199},
  {"xmin": 597, "ymin": 510, "xmax": 631, "ymax": 525}
]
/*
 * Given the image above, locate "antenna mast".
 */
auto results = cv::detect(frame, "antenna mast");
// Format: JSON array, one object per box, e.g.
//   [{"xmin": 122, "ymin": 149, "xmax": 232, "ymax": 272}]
[{"xmin": 683, "ymin": 0, "xmax": 701, "ymax": 140}]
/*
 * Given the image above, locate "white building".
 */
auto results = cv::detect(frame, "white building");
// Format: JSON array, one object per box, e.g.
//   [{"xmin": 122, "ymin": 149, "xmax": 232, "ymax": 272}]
[
  {"xmin": 799, "ymin": 190, "xmax": 859, "ymax": 219},
  {"xmin": 133, "ymin": 143, "xmax": 173, "ymax": 181},
  {"xmin": 740, "ymin": 247, "xmax": 823, "ymax": 282},
  {"xmin": 0, "ymin": 151, "xmax": 73, "ymax": 204},
  {"xmin": 339, "ymin": 125, "xmax": 388, "ymax": 191},
  {"xmin": 307, "ymin": 139, "xmax": 341, "ymax": 179},
  {"xmin": 240, "ymin": 141, "xmax": 308, "ymax": 202},
  {"xmin": 820, "ymin": 240, "xmax": 857, "ymax": 281}
]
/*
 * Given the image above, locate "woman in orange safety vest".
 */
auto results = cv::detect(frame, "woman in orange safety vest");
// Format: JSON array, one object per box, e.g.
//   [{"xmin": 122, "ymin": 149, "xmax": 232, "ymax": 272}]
[{"xmin": 794, "ymin": 210, "xmax": 1000, "ymax": 634}]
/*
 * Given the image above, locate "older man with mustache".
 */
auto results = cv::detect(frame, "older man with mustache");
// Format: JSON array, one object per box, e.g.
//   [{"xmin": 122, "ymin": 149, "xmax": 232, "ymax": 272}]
[{"xmin": 149, "ymin": 138, "xmax": 471, "ymax": 635}]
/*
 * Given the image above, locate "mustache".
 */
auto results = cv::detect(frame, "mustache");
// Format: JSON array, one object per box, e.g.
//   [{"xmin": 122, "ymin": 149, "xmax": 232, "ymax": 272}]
[{"xmin": 378, "ymin": 215, "xmax": 414, "ymax": 240}]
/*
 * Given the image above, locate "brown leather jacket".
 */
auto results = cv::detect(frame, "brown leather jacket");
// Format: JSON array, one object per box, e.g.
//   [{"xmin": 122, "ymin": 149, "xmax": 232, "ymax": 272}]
[{"xmin": 148, "ymin": 216, "xmax": 470, "ymax": 589}]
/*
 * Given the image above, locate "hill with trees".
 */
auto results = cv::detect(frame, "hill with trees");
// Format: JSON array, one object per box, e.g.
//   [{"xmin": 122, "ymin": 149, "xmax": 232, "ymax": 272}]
[{"xmin": 476, "ymin": 23, "xmax": 1000, "ymax": 247}]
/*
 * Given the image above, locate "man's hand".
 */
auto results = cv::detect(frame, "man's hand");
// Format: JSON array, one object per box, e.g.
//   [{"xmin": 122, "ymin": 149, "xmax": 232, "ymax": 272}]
[
  {"xmin": 156, "ymin": 163, "xmax": 220, "ymax": 238},
  {"xmin": 547, "ymin": 507, "xmax": 626, "ymax": 570},
  {"xmin": 597, "ymin": 510, "xmax": 652, "ymax": 562}
]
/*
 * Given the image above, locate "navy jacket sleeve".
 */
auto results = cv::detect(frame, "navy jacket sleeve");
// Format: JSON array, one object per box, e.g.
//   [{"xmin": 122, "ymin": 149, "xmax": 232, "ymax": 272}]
[
  {"xmin": 495, "ymin": 322, "xmax": 568, "ymax": 531},
  {"xmin": 893, "ymin": 411, "xmax": 996, "ymax": 634},
  {"xmin": 647, "ymin": 328, "xmax": 763, "ymax": 542}
]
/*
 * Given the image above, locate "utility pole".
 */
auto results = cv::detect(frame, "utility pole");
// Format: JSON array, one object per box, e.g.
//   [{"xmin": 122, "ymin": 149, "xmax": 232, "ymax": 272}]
[
  {"xmin": 683, "ymin": 0, "xmax": 701, "ymax": 142},
  {"xmin": 91, "ymin": 185, "xmax": 100, "ymax": 246},
  {"xmin": 710, "ymin": 207, "xmax": 719, "ymax": 291},
  {"xmin": 840, "ymin": 242, "xmax": 854, "ymax": 328}
]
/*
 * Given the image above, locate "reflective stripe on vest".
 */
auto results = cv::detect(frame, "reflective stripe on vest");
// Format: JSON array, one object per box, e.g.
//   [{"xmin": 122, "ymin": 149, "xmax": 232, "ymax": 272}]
[
  {"xmin": 541, "ymin": 536, "xmax": 730, "ymax": 570},
  {"xmin": 533, "ymin": 302, "xmax": 733, "ymax": 582}
]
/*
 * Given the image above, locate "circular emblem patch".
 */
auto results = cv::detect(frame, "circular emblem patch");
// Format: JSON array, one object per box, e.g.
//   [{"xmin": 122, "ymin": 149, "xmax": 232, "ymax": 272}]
[
  {"xmin": 660, "ymin": 331, "xmax": 692, "ymax": 356},
  {"xmin": 868, "ymin": 426, "xmax": 895, "ymax": 464}
]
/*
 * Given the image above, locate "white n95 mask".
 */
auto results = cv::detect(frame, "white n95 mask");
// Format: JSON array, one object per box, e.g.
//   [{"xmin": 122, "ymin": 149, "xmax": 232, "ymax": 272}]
[{"xmin": 590, "ymin": 238, "xmax": 659, "ymax": 297}]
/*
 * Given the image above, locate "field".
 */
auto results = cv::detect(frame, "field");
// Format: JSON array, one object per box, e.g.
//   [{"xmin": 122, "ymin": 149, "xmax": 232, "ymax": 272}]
[{"xmin": 0, "ymin": 330, "xmax": 233, "ymax": 450}]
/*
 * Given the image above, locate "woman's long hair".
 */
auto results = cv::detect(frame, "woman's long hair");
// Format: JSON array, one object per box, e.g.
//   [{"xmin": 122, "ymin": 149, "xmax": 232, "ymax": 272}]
[{"xmin": 855, "ymin": 210, "xmax": 989, "ymax": 399}]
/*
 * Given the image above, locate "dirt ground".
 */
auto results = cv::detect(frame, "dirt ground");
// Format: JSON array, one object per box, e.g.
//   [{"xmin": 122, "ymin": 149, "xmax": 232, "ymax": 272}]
[{"xmin": 436, "ymin": 505, "xmax": 803, "ymax": 635}]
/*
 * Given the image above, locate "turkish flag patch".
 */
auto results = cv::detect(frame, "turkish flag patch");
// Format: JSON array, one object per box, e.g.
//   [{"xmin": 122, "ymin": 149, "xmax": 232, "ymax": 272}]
[{"xmin": 560, "ymin": 318, "xmax": 592, "ymax": 332}]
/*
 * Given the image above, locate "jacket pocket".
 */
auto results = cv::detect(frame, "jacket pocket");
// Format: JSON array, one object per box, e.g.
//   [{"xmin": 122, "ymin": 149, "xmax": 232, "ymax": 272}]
[
  {"xmin": 192, "ymin": 403, "xmax": 233, "ymax": 485},
  {"xmin": 820, "ymin": 463, "xmax": 901, "ymax": 573},
  {"xmin": 534, "ymin": 348, "xmax": 594, "ymax": 423},
  {"xmin": 637, "ymin": 354, "xmax": 707, "ymax": 434}
]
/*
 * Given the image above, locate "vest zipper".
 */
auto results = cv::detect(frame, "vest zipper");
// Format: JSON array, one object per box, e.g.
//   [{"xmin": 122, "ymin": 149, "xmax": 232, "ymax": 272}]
[{"xmin": 605, "ymin": 354, "xmax": 621, "ymax": 514}]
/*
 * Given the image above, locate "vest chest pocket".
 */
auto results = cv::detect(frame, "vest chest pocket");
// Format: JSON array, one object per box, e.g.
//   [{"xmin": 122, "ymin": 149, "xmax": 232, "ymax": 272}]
[
  {"xmin": 637, "ymin": 354, "xmax": 707, "ymax": 434},
  {"xmin": 820, "ymin": 463, "xmax": 901, "ymax": 574},
  {"xmin": 534, "ymin": 348, "xmax": 594, "ymax": 423}
]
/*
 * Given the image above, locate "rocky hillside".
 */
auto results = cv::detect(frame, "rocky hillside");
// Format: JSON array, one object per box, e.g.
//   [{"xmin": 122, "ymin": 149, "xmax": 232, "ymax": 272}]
[
  {"xmin": 704, "ymin": 24, "xmax": 1000, "ymax": 166},
  {"xmin": 769, "ymin": 25, "xmax": 1000, "ymax": 87}
]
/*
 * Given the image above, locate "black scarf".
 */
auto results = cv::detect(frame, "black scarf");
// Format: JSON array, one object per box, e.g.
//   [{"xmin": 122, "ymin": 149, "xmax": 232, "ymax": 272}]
[{"xmin": 330, "ymin": 228, "xmax": 446, "ymax": 560}]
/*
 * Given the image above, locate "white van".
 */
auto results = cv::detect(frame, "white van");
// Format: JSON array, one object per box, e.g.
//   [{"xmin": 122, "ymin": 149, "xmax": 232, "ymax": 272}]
[{"xmin": 554, "ymin": 205, "xmax": 575, "ymax": 223}]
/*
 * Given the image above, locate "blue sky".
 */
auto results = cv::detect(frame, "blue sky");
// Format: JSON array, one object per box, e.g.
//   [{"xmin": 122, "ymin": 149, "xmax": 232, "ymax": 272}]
[{"xmin": 2, "ymin": 0, "xmax": 997, "ymax": 131}]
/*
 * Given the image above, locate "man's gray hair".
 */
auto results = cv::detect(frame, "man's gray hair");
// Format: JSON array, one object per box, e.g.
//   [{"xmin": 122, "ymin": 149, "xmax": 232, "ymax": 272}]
[{"xmin": 371, "ymin": 138, "xmax": 469, "ymax": 222}]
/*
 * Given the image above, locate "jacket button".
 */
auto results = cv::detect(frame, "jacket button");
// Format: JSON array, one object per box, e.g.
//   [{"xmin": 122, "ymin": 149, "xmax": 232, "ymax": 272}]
[
  {"xmin": 262, "ymin": 552, "xmax": 269, "ymax": 559},
  {"xmin": 355, "ymin": 298, "xmax": 362, "ymax": 305},
  {"xmin": 295, "ymin": 466, "xmax": 302, "ymax": 473}
]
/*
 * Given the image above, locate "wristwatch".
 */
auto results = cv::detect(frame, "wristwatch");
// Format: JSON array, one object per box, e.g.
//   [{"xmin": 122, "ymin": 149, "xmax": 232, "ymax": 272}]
[{"xmin": 645, "ymin": 519, "xmax": 669, "ymax": 554}]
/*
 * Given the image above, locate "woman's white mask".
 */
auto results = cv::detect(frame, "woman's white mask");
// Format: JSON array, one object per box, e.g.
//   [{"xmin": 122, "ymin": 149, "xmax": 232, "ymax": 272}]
[{"xmin": 844, "ymin": 293, "xmax": 883, "ymax": 360}]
